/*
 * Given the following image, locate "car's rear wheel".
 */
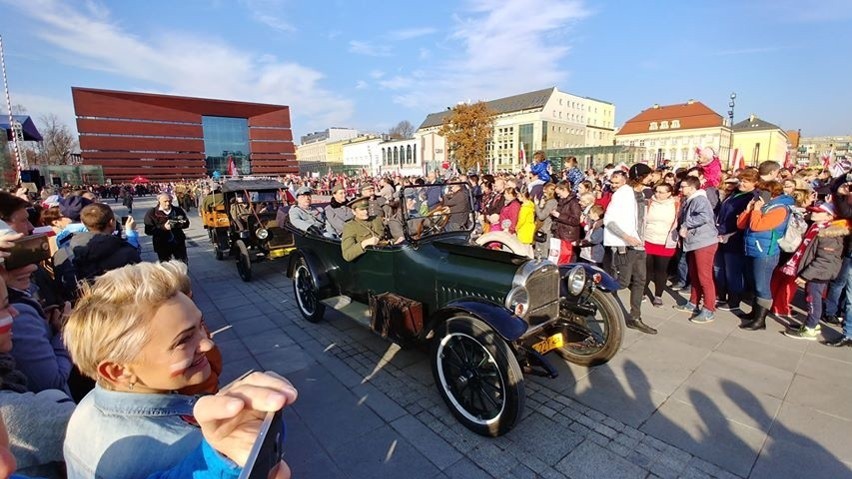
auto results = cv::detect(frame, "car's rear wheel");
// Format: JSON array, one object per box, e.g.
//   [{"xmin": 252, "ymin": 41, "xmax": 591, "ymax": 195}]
[
  {"xmin": 556, "ymin": 288, "xmax": 624, "ymax": 366},
  {"xmin": 431, "ymin": 315, "xmax": 524, "ymax": 437},
  {"xmin": 212, "ymin": 230, "xmax": 225, "ymax": 260},
  {"xmin": 235, "ymin": 239, "xmax": 252, "ymax": 282},
  {"xmin": 293, "ymin": 257, "xmax": 325, "ymax": 323}
]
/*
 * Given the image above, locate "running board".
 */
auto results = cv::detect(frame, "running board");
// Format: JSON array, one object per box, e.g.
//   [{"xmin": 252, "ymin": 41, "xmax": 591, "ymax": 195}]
[{"xmin": 321, "ymin": 296, "xmax": 372, "ymax": 329}]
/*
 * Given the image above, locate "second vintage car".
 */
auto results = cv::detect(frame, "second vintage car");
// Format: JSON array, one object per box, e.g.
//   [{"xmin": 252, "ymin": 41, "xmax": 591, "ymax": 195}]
[{"xmin": 285, "ymin": 183, "xmax": 624, "ymax": 436}]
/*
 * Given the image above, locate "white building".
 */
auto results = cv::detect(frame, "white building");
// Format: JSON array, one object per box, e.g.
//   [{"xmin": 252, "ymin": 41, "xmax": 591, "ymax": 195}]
[
  {"xmin": 415, "ymin": 87, "xmax": 615, "ymax": 171},
  {"xmin": 342, "ymin": 135, "xmax": 383, "ymax": 175},
  {"xmin": 379, "ymin": 138, "xmax": 422, "ymax": 176}
]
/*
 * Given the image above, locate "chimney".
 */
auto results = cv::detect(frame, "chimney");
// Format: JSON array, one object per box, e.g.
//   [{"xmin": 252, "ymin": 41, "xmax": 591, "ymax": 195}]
[
  {"xmin": 687, "ymin": 99, "xmax": 695, "ymax": 105},
  {"xmin": 749, "ymin": 114, "xmax": 756, "ymax": 122},
  {"xmin": 652, "ymin": 104, "xmax": 660, "ymax": 109}
]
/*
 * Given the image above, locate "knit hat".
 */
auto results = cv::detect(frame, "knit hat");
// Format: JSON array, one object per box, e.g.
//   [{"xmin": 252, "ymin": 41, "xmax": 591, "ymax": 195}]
[
  {"xmin": 59, "ymin": 196, "xmax": 92, "ymax": 222},
  {"xmin": 807, "ymin": 201, "xmax": 836, "ymax": 216}
]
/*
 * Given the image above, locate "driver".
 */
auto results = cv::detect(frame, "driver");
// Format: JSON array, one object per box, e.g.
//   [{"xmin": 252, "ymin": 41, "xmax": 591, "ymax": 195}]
[
  {"xmin": 388, "ymin": 192, "xmax": 428, "ymax": 243},
  {"xmin": 341, "ymin": 196, "xmax": 386, "ymax": 262},
  {"xmin": 229, "ymin": 193, "xmax": 252, "ymax": 231},
  {"xmin": 288, "ymin": 186, "xmax": 325, "ymax": 234},
  {"xmin": 442, "ymin": 183, "xmax": 471, "ymax": 231}
]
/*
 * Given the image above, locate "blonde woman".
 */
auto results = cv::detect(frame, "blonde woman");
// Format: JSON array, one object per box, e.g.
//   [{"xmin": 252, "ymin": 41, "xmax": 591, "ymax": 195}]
[
  {"xmin": 515, "ymin": 189, "xmax": 536, "ymax": 257},
  {"xmin": 63, "ymin": 261, "xmax": 297, "ymax": 479}
]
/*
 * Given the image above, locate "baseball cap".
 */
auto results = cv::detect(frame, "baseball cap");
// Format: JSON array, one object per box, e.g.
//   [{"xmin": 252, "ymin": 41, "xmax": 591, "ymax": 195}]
[
  {"xmin": 628, "ymin": 163, "xmax": 653, "ymax": 181},
  {"xmin": 807, "ymin": 201, "xmax": 836, "ymax": 216}
]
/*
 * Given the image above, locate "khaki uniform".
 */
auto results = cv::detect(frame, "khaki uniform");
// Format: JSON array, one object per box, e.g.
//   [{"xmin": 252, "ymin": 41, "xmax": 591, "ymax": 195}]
[{"xmin": 341, "ymin": 217, "xmax": 385, "ymax": 262}]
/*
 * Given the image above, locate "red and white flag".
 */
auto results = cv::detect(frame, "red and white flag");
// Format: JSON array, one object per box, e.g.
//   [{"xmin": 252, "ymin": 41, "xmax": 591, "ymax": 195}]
[
  {"xmin": 519, "ymin": 143, "xmax": 526, "ymax": 169},
  {"xmin": 729, "ymin": 148, "xmax": 745, "ymax": 170},
  {"xmin": 226, "ymin": 155, "xmax": 238, "ymax": 176},
  {"xmin": 784, "ymin": 149, "xmax": 794, "ymax": 169}
]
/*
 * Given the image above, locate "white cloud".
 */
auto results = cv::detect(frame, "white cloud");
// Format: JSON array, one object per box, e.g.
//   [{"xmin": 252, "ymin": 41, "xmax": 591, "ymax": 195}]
[
  {"xmin": 5, "ymin": 91, "xmax": 77, "ymax": 135},
  {"xmin": 348, "ymin": 40, "xmax": 392, "ymax": 57},
  {"xmin": 388, "ymin": 27, "xmax": 437, "ymax": 41},
  {"xmin": 388, "ymin": 0, "xmax": 589, "ymax": 111},
  {"xmin": 355, "ymin": 80, "xmax": 368, "ymax": 90},
  {"xmin": 369, "ymin": 70, "xmax": 386, "ymax": 79},
  {"xmin": 8, "ymin": 0, "xmax": 352, "ymax": 134},
  {"xmin": 418, "ymin": 48, "xmax": 432, "ymax": 60},
  {"xmin": 241, "ymin": 0, "xmax": 296, "ymax": 32},
  {"xmin": 378, "ymin": 76, "xmax": 414, "ymax": 90}
]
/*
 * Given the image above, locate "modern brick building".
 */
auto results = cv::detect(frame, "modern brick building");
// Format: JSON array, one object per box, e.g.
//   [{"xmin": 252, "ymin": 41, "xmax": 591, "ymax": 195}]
[{"xmin": 71, "ymin": 87, "xmax": 296, "ymax": 182}]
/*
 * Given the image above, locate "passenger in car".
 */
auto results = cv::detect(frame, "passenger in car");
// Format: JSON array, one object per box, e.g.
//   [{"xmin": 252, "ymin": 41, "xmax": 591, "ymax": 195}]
[
  {"xmin": 324, "ymin": 184, "xmax": 353, "ymax": 238},
  {"xmin": 342, "ymin": 196, "xmax": 386, "ymax": 261},
  {"xmin": 288, "ymin": 186, "xmax": 325, "ymax": 234},
  {"xmin": 388, "ymin": 192, "xmax": 428, "ymax": 243}
]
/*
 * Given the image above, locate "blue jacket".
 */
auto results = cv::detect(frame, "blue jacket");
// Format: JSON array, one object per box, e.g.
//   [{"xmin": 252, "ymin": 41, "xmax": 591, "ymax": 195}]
[
  {"xmin": 743, "ymin": 194, "xmax": 795, "ymax": 257},
  {"xmin": 678, "ymin": 190, "xmax": 718, "ymax": 252},
  {"xmin": 715, "ymin": 190, "xmax": 756, "ymax": 253},
  {"xmin": 65, "ymin": 386, "xmax": 240, "ymax": 479},
  {"xmin": 531, "ymin": 160, "xmax": 552, "ymax": 183}
]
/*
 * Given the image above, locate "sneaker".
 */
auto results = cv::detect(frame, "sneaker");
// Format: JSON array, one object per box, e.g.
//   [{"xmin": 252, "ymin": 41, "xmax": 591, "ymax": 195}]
[
  {"xmin": 673, "ymin": 302, "xmax": 698, "ymax": 313},
  {"xmin": 786, "ymin": 323, "xmax": 821, "ymax": 332},
  {"xmin": 642, "ymin": 297, "xmax": 648, "ymax": 303},
  {"xmin": 670, "ymin": 283, "xmax": 687, "ymax": 291},
  {"xmin": 652, "ymin": 297, "xmax": 664, "ymax": 307},
  {"xmin": 783, "ymin": 326, "xmax": 820, "ymax": 341},
  {"xmin": 717, "ymin": 303, "xmax": 738, "ymax": 312},
  {"xmin": 690, "ymin": 309, "xmax": 716, "ymax": 324},
  {"xmin": 825, "ymin": 337, "xmax": 852, "ymax": 347},
  {"xmin": 821, "ymin": 315, "xmax": 842, "ymax": 325}
]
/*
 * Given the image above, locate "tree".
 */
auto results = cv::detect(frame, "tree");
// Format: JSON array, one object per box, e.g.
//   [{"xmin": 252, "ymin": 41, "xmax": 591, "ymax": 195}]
[
  {"xmin": 438, "ymin": 102, "xmax": 494, "ymax": 171},
  {"xmin": 0, "ymin": 134, "xmax": 15, "ymax": 187},
  {"xmin": 388, "ymin": 120, "xmax": 415, "ymax": 139},
  {"xmin": 37, "ymin": 113, "xmax": 78, "ymax": 166}
]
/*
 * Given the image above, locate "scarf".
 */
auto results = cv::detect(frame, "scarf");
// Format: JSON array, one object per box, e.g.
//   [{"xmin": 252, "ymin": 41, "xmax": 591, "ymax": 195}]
[
  {"xmin": 782, "ymin": 222, "xmax": 826, "ymax": 276},
  {"xmin": 0, "ymin": 353, "xmax": 28, "ymax": 393},
  {"xmin": 329, "ymin": 197, "xmax": 346, "ymax": 208}
]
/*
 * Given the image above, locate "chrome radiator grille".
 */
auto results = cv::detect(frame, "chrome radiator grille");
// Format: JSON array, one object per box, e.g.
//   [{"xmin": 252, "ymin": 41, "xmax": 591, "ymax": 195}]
[{"xmin": 526, "ymin": 264, "xmax": 560, "ymax": 321}]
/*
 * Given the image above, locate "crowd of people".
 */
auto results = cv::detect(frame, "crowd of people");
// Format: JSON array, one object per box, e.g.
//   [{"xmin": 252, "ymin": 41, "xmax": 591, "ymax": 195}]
[{"xmin": 0, "ymin": 145, "xmax": 851, "ymax": 477}]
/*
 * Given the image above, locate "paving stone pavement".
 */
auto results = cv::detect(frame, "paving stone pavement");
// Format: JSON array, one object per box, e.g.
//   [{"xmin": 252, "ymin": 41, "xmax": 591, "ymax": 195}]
[{"xmin": 123, "ymin": 196, "xmax": 852, "ymax": 478}]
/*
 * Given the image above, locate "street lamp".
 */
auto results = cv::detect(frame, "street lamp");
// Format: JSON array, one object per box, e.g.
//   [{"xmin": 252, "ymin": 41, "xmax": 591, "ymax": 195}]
[{"xmin": 727, "ymin": 92, "xmax": 736, "ymax": 167}]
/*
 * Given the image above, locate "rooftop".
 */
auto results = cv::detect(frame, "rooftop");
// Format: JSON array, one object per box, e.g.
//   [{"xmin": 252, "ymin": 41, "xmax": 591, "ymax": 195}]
[
  {"xmin": 617, "ymin": 100, "xmax": 724, "ymax": 136},
  {"xmin": 418, "ymin": 87, "xmax": 556, "ymax": 130}
]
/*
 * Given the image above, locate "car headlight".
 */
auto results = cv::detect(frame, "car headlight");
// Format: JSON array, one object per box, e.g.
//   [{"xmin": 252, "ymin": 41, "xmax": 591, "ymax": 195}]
[
  {"xmin": 505, "ymin": 286, "xmax": 530, "ymax": 317},
  {"xmin": 567, "ymin": 265, "xmax": 587, "ymax": 296},
  {"xmin": 256, "ymin": 228, "xmax": 269, "ymax": 240}
]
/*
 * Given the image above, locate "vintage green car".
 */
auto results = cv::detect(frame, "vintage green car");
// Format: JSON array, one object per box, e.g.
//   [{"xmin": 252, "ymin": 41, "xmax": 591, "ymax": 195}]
[{"xmin": 285, "ymin": 184, "xmax": 625, "ymax": 436}]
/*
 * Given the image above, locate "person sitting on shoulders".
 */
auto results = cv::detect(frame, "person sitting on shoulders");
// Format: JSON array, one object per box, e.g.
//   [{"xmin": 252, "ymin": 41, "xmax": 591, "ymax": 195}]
[
  {"xmin": 341, "ymin": 197, "xmax": 386, "ymax": 262},
  {"xmin": 288, "ymin": 187, "xmax": 324, "ymax": 234}
]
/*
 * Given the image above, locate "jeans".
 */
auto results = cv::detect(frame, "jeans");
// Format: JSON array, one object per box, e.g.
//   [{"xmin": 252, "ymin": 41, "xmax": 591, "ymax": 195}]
[
  {"xmin": 613, "ymin": 248, "xmax": 646, "ymax": 321},
  {"xmin": 806, "ymin": 282, "xmax": 828, "ymax": 329},
  {"xmin": 825, "ymin": 257, "xmax": 852, "ymax": 339},
  {"xmin": 744, "ymin": 255, "xmax": 780, "ymax": 305},
  {"xmin": 714, "ymin": 250, "xmax": 745, "ymax": 307},
  {"xmin": 688, "ymin": 244, "xmax": 718, "ymax": 311},
  {"xmin": 677, "ymin": 250, "xmax": 690, "ymax": 287}
]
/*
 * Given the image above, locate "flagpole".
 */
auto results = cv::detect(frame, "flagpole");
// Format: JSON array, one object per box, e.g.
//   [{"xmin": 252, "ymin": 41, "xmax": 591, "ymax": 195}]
[{"xmin": 1, "ymin": 35, "xmax": 22, "ymax": 185}]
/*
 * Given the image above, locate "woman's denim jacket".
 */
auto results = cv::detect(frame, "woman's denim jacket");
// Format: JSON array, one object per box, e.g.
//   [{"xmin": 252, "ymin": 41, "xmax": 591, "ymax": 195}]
[{"xmin": 64, "ymin": 385, "xmax": 240, "ymax": 479}]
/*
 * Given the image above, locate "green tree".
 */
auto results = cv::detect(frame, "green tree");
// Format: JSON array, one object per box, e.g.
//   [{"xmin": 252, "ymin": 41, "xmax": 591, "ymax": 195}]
[{"xmin": 438, "ymin": 102, "xmax": 494, "ymax": 171}]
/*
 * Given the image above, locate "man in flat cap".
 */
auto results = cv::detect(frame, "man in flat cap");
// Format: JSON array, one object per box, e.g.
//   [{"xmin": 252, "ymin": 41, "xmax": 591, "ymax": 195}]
[
  {"xmin": 341, "ymin": 196, "xmax": 386, "ymax": 261},
  {"xmin": 289, "ymin": 186, "xmax": 324, "ymax": 233}
]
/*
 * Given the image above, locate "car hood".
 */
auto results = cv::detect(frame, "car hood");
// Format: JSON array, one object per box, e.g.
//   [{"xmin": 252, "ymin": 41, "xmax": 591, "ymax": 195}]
[{"xmin": 431, "ymin": 239, "xmax": 527, "ymax": 266}]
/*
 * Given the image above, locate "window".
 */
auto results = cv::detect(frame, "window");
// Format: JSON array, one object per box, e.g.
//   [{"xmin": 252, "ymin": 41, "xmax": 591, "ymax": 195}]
[
  {"xmin": 649, "ymin": 122, "xmax": 658, "ymax": 131},
  {"xmin": 559, "ymin": 99, "xmax": 563, "ymax": 105},
  {"xmin": 202, "ymin": 116, "xmax": 250, "ymax": 176},
  {"xmin": 639, "ymin": 140, "xmax": 645, "ymax": 147},
  {"xmin": 671, "ymin": 120, "xmax": 680, "ymax": 128},
  {"xmin": 660, "ymin": 121, "xmax": 669, "ymax": 129}
]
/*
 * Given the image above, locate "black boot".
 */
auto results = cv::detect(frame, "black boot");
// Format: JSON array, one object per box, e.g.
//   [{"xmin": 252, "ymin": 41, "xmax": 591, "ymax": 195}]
[
  {"xmin": 737, "ymin": 299, "xmax": 756, "ymax": 320},
  {"xmin": 740, "ymin": 303, "xmax": 768, "ymax": 330},
  {"xmin": 627, "ymin": 318, "xmax": 658, "ymax": 335}
]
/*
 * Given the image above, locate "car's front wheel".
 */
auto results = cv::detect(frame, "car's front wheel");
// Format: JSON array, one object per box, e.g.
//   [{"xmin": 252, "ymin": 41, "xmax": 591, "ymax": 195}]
[
  {"xmin": 235, "ymin": 240, "xmax": 252, "ymax": 282},
  {"xmin": 293, "ymin": 257, "xmax": 325, "ymax": 323},
  {"xmin": 556, "ymin": 288, "xmax": 624, "ymax": 366},
  {"xmin": 431, "ymin": 315, "xmax": 524, "ymax": 437}
]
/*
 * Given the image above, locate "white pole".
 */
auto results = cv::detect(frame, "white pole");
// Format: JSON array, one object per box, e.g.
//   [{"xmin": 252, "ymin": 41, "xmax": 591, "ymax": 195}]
[{"xmin": 0, "ymin": 35, "xmax": 22, "ymax": 185}]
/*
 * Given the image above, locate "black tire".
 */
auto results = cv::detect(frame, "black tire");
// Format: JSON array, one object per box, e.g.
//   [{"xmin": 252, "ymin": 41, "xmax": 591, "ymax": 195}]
[
  {"xmin": 430, "ymin": 315, "xmax": 525, "ymax": 437},
  {"xmin": 212, "ymin": 230, "xmax": 225, "ymax": 260},
  {"xmin": 235, "ymin": 240, "xmax": 252, "ymax": 282},
  {"xmin": 556, "ymin": 288, "xmax": 624, "ymax": 366},
  {"xmin": 292, "ymin": 256, "xmax": 325, "ymax": 323}
]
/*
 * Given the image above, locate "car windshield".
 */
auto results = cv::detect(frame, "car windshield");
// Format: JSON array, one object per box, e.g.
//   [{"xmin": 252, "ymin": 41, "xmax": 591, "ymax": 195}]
[{"xmin": 401, "ymin": 183, "xmax": 475, "ymax": 241}]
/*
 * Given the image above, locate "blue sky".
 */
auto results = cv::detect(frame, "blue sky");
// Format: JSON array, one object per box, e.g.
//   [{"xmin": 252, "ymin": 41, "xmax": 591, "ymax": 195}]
[{"xmin": 2, "ymin": 0, "xmax": 851, "ymax": 141}]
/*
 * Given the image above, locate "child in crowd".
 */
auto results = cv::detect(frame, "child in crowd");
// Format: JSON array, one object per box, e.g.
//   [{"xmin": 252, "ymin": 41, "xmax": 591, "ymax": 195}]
[
  {"xmin": 783, "ymin": 202, "xmax": 850, "ymax": 340},
  {"xmin": 696, "ymin": 146, "xmax": 722, "ymax": 188},
  {"xmin": 578, "ymin": 205, "xmax": 604, "ymax": 266}
]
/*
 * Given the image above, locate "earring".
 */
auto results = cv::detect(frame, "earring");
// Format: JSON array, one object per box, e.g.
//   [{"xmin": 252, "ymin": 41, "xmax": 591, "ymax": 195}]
[{"xmin": 128, "ymin": 382, "xmax": 135, "ymax": 391}]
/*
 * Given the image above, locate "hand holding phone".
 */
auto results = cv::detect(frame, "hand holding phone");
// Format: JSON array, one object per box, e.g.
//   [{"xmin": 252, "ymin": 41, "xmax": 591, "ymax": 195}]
[{"xmin": 3, "ymin": 234, "xmax": 50, "ymax": 270}]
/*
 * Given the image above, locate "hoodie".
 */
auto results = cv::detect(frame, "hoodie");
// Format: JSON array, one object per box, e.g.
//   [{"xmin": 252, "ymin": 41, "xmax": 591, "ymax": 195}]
[{"xmin": 53, "ymin": 232, "xmax": 141, "ymax": 284}]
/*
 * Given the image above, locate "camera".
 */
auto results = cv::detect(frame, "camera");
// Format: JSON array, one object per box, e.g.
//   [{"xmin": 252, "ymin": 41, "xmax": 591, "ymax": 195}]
[
  {"xmin": 167, "ymin": 218, "xmax": 188, "ymax": 228},
  {"xmin": 3, "ymin": 234, "xmax": 51, "ymax": 270}
]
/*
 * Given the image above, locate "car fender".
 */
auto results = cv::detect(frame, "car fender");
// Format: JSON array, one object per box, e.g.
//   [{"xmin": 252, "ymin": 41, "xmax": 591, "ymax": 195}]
[
  {"xmin": 431, "ymin": 299, "xmax": 529, "ymax": 342},
  {"xmin": 559, "ymin": 263, "xmax": 620, "ymax": 292},
  {"xmin": 288, "ymin": 250, "xmax": 333, "ymax": 296}
]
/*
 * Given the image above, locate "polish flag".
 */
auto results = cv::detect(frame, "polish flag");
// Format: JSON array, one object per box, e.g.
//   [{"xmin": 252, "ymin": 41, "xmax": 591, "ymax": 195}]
[
  {"xmin": 226, "ymin": 155, "xmax": 238, "ymax": 176},
  {"xmin": 729, "ymin": 148, "xmax": 744, "ymax": 170},
  {"xmin": 519, "ymin": 142, "xmax": 526, "ymax": 169},
  {"xmin": 784, "ymin": 149, "xmax": 794, "ymax": 169}
]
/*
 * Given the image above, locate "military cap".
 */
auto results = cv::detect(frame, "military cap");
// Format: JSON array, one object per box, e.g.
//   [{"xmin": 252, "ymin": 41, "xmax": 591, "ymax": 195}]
[
  {"xmin": 331, "ymin": 184, "xmax": 346, "ymax": 194},
  {"xmin": 295, "ymin": 186, "xmax": 313, "ymax": 196},
  {"xmin": 347, "ymin": 196, "xmax": 371, "ymax": 210}
]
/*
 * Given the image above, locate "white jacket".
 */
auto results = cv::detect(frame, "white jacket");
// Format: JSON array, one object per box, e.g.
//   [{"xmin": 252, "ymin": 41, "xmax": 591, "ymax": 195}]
[{"xmin": 604, "ymin": 185, "xmax": 639, "ymax": 247}]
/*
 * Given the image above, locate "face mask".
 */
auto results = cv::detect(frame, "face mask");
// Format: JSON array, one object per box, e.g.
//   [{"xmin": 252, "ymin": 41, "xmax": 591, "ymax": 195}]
[{"xmin": 0, "ymin": 314, "xmax": 13, "ymax": 335}]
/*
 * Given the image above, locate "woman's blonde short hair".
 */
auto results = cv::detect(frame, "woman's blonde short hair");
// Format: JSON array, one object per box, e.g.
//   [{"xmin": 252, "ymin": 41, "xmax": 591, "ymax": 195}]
[{"xmin": 64, "ymin": 261, "xmax": 190, "ymax": 380}]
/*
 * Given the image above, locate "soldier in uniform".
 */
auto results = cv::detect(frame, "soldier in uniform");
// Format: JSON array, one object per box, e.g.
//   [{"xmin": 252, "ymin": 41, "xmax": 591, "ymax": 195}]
[{"xmin": 341, "ymin": 196, "xmax": 386, "ymax": 262}]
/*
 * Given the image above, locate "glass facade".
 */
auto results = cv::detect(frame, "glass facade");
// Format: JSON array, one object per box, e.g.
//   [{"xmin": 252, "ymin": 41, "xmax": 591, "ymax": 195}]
[
  {"xmin": 202, "ymin": 116, "xmax": 250, "ymax": 176},
  {"xmin": 519, "ymin": 123, "xmax": 534, "ymax": 162}
]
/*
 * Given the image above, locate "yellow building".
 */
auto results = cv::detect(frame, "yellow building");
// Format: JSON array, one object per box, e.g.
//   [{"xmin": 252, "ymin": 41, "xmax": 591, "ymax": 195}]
[
  {"xmin": 325, "ymin": 139, "xmax": 346, "ymax": 165},
  {"xmin": 731, "ymin": 115, "xmax": 789, "ymax": 167}
]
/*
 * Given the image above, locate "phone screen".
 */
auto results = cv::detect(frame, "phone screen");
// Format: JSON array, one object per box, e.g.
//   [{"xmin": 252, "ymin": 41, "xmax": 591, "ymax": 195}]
[{"xmin": 238, "ymin": 410, "xmax": 286, "ymax": 479}]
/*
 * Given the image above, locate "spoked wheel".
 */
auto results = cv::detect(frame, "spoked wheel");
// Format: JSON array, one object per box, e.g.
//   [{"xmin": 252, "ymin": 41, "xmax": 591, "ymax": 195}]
[
  {"xmin": 556, "ymin": 288, "xmax": 624, "ymax": 366},
  {"xmin": 212, "ymin": 230, "xmax": 225, "ymax": 260},
  {"xmin": 235, "ymin": 239, "xmax": 252, "ymax": 282},
  {"xmin": 431, "ymin": 315, "xmax": 524, "ymax": 437},
  {"xmin": 292, "ymin": 257, "xmax": 325, "ymax": 323}
]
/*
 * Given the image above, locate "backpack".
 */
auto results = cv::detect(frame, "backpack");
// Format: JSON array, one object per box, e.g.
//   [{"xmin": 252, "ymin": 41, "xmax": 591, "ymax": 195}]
[{"xmin": 778, "ymin": 207, "xmax": 807, "ymax": 253}]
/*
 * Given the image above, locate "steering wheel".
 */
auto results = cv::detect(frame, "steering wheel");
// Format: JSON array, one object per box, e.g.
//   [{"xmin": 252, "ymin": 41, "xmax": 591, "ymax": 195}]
[{"xmin": 425, "ymin": 206, "xmax": 451, "ymax": 228}]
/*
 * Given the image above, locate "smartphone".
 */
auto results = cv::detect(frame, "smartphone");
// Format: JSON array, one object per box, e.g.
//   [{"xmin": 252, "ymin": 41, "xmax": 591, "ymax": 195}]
[
  {"xmin": 758, "ymin": 190, "xmax": 771, "ymax": 203},
  {"xmin": 238, "ymin": 409, "xmax": 286, "ymax": 479},
  {"xmin": 4, "ymin": 234, "xmax": 51, "ymax": 270}
]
